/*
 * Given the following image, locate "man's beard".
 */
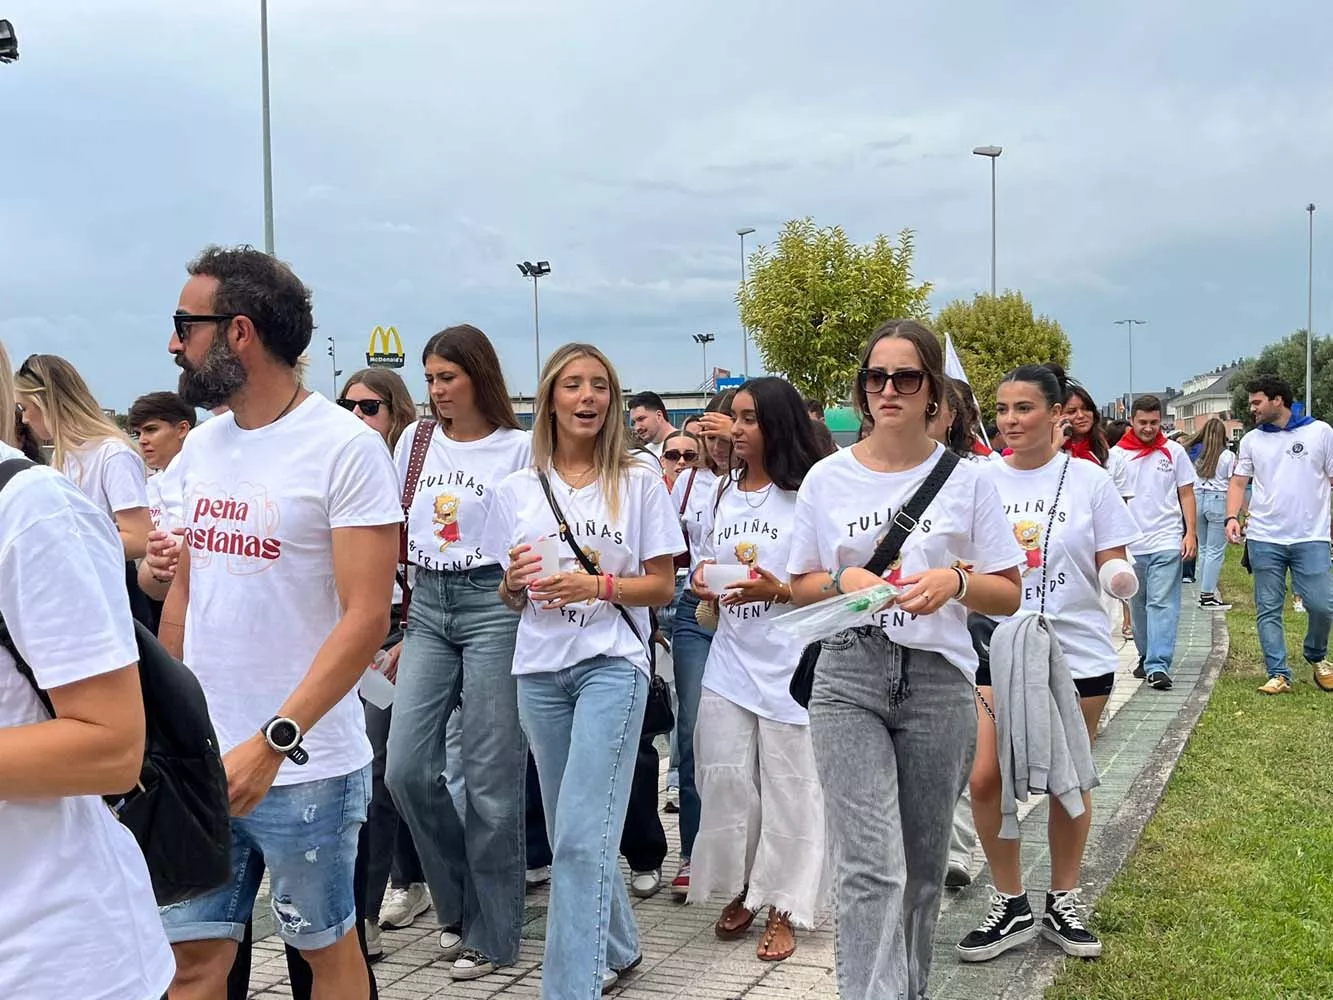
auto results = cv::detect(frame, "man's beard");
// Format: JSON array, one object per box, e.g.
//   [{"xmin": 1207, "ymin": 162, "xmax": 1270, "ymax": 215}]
[{"xmin": 178, "ymin": 335, "xmax": 247, "ymax": 409}]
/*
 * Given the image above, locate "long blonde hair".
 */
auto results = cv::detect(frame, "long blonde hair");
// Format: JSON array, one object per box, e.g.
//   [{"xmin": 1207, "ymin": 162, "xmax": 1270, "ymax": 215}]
[
  {"xmin": 0, "ymin": 340, "xmax": 15, "ymax": 448},
  {"xmin": 532, "ymin": 343, "xmax": 634, "ymax": 519},
  {"xmin": 1187, "ymin": 416, "xmax": 1228, "ymax": 480},
  {"xmin": 14, "ymin": 353, "xmax": 134, "ymax": 475}
]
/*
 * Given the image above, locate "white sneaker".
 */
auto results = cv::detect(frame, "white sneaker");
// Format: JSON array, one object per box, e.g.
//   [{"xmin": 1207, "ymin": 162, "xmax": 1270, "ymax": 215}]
[
  {"xmin": 526, "ymin": 865, "xmax": 551, "ymax": 888},
  {"xmin": 663, "ymin": 786, "xmax": 680, "ymax": 814},
  {"xmin": 364, "ymin": 920, "xmax": 382, "ymax": 960},
  {"xmin": 439, "ymin": 929, "xmax": 464, "ymax": 961},
  {"xmin": 630, "ymin": 869, "xmax": 661, "ymax": 898},
  {"xmin": 379, "ymin": 882, "xmax": 430, "ymax": 929}
]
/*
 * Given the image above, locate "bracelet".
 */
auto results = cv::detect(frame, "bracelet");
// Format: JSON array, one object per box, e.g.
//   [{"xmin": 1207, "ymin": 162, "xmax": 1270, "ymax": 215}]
[
  {"xmin": 776, "ymin": 582, "xmax": 792, "ymax": 605},
  {"xmin": 615, "ymin": 576, "xmax": 624, "ymax": 603},
  {"xmin": 603, "ymin": 573, "xmax": 614, "ymax": 601},
  {"xmin": 1225, "ymin": 515, "xmax": 1239, "ymax": 524},
  {"xmin": 503, "ymin": 578, "xmax": 526, "ymax": 598},
  {"xmin": 952, "ymin": 567, "xmax": 969, "ymax": 601},
  {"xmin": 827, "ymin": 567, "xmax": 847, "ymax": 594}
]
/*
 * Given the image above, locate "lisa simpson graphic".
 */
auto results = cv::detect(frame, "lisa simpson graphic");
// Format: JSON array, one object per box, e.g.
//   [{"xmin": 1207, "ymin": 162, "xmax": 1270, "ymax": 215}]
[
  {"xmin": 1014, "ymin": 520, "xmax": 1042, "ymax": 573},
  {"xmin": 433, "ymin": 494, "xmax": 461, "ymax": 549},
  {"xmin": 735, "ymin": 541, "xmax": 760, "ymax": 579}
]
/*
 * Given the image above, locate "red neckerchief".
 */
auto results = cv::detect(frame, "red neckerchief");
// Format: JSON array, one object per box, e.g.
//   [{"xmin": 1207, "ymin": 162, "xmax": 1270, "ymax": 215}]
[
  {"xmin": 972, "ymin": 440, "xmax": 993, "ymax": 457},
  {"xmin": 1001, "ymin": 447, "xmax": 1013, "ymax": 457},
  {"xmin": 1064, "ymin": 436, "xmax": 1098, "ymax": 464},
  {"xmin": 1117, "ymin": 428, "xmax": 1171, "ymax": 461}
]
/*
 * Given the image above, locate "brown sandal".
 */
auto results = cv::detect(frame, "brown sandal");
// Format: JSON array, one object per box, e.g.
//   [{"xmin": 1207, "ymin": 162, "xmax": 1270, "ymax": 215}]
[
  {"xmin": 757, "ymin": 907, "xmax": 796, "ymax": 962},
  {"xmin": 714, "ymin": 893, "xmax": 757, "ymax": 940}
]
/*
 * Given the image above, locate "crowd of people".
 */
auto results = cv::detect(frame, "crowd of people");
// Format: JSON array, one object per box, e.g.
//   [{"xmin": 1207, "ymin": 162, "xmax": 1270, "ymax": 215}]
[{"xmin": 3, "ymin": 244, "xmax": 1330, "ymax": 1000}]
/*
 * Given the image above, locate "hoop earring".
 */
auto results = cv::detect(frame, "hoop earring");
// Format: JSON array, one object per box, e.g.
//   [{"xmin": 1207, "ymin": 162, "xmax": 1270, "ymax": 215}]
[{"xmin": 926, "ymin": 401, "xmax": 939, "ymax": 417}]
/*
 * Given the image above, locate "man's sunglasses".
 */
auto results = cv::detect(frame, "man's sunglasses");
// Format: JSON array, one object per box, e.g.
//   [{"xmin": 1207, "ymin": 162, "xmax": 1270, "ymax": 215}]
[
  {"xmin": 173, "ymin": 313, "xmax": 236, "ymax": 341},
  {"xmin": 858, "ymin": 367, "xmax": 926, "ymax": 396},
  {"xmin": 337, "ymin": 397, "xmax": 384, "ymax": 416},
  {"xmin": 662, "ymin": 449, "xmax": 698, "ymax": 463}
]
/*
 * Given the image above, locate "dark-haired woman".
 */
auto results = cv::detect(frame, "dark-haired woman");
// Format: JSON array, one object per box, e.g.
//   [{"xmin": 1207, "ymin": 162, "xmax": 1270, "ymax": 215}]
[
  {"xmin": 384, "ymin": 325, "xmax": 532, "ymax": 980},
  {"xmin": 665, "ymin": 391, "xmax": 733, "ymax": 897},
  {"xmin": 687, "ymin": 377, "xmax": 829, "ymax": 962},
  {"xmin": 960, "ymin": 364, "xmax": 1139, "ymax": 964},
  {"xmin": 787, "ymin": 320, "xmax": 1023, "ymax": 1000}
]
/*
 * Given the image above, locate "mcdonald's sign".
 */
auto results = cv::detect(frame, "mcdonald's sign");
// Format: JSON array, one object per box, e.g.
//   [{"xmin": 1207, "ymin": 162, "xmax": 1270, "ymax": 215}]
[{"xmin": 366, "ymin": 325, "xmax": 405, "ymax": 368}]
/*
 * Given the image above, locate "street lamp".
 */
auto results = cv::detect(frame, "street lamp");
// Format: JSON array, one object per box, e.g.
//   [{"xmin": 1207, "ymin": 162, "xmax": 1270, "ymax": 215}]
[
  {"xmin": 972, "ymin": 146, "xmax": 1002, "ymax": 296},
  {"xmin": 1115, "ymin": 319, "xmax": 1147, "ymax": 411},
  {"xmin": 327, "ymin": 336, "xmax": 341, "ymax": 398},
  {"xmin": 737, "ymin": 227, "xmax": 756, "ymax": 375},
  {"xmin": 517, "ymin": 260, "xmax": 552, "ymax": 383},
  {"xmin": 693, "ymin": 333, "xmax": 716, "ymax": 389},
  {"xmin": 0, "ymin": 19, "xmax": 19, "ymax": 63},
  {"xmin": 1307, "ymin": 203, "xmax": 1316, "ymax": 416},
  {"xmin": 259, "ymin": 0, "xmax": 275, "ymax": 254}
]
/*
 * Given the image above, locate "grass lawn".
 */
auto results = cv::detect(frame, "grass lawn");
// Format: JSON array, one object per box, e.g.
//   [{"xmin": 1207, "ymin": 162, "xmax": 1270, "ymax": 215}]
[{"xmin": 1047, "ymin": 545, "xmax": 1333, "ymax": 1000}]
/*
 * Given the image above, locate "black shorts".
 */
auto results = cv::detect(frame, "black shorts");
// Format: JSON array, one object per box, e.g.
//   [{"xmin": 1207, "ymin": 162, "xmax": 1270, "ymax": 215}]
[{"xmin": 974, "ymin": 665, "xmax": 1115, "ymax": 700}]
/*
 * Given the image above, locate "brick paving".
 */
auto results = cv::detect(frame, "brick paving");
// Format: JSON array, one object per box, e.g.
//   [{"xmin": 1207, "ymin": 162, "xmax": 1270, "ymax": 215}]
[{"xmin": 248, "ymin": 594, "xmax": 1222, "ymax": 999}]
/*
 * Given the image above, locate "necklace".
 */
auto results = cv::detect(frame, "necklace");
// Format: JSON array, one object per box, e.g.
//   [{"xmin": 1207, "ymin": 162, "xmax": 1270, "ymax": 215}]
[
  {"xmin": 555, "ymin": 464, "xmax": 597, "ymax": 494},
  {"xmin": 739, "ymin": 471, "xmax": 773, "ymax": 508}
]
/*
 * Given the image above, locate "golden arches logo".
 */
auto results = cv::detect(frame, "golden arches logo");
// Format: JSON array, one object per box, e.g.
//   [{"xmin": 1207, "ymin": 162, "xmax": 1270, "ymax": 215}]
[{"xmin": 366, "ymin": 325, "xmax": 405, "ymax": 368}]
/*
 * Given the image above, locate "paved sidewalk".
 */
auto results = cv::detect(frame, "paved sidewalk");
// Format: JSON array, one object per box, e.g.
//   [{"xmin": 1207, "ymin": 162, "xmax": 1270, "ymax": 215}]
[{"xmin": 247, "ymin": 595, "xmax": 1224, "ymax": 999}]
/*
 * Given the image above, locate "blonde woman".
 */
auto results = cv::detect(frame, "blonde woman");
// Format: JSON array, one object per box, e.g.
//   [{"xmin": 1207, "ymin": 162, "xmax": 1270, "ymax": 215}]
[
  {"xmin": 15, "ymin": 354, "xmax": 151, "ymax": 560},
  {"xmin": 481, "ymin": 343, "xmax": 682, "ymax": 998}
]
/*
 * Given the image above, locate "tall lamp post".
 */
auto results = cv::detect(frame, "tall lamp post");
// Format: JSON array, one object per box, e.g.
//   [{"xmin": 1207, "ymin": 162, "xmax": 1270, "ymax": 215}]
[
  {"xmin": 327, "ymin": 337, "xmax": 341, "ymax": 398},
  {"xmin": 1307, "ymin": 203, "xmax": 1316, "ymax": 416},
  {"xmin": 260, "ymin": 0, "xmax": 275, "ymax": 254},
  {"xmin": 1115, "ymin": 318, "xmax": 1147, "ymax": 412},
  {"xmin": 0, "ymin": 19, "xmax": 19, "ymax": 63},
  {"xmin": 693, "ymin": 333, "xmax": 716, "ymax": 390},
  {"xmin": 972, "ymin": 146, "xmax": 1002, "ymax": 296},
  {"xmin": 736, "ymin": 227, "xmax": 755, "ymax": 375},
  {"xmin": 517, "ymin": 260, "xmax": 551, "ymax": 384}
]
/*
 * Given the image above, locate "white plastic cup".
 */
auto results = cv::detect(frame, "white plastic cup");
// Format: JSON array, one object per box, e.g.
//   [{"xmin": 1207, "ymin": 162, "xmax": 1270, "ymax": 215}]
[
  {"xmin": 528, "ymin": 534, "xmax": 563, "ymax": 579},
  {"xmin": 703, "ymin": 563, "xmax": 751, "ymax": 592},
  {"xmin": 360, "ymin": 653, "xmax": 395, "ymax": 710}
]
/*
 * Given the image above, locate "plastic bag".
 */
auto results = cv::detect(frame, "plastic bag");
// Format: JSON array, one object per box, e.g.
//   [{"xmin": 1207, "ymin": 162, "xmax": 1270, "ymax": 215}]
[{"xmin": 771, "ymin": 584, "xmax": 900, "ymax": 647}]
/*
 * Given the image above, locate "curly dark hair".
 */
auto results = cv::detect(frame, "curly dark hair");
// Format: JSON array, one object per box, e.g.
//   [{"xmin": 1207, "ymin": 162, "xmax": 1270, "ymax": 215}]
[{"xmin": 187, "ymin": 245, "xmax": 314, "ymax": 367}]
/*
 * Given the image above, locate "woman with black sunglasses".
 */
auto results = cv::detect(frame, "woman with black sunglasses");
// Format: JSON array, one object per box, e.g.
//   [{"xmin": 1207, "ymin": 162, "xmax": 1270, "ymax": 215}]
[{"xmin": 787, "ymin": 319, "xmax": 1023, "ymax": 1000}]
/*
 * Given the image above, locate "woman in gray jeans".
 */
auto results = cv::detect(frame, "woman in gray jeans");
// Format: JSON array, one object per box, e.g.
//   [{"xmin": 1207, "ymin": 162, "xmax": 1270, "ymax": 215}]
[{"xmin": 787, "ymin": 319, "xmax": 1023, "ymax": 999}]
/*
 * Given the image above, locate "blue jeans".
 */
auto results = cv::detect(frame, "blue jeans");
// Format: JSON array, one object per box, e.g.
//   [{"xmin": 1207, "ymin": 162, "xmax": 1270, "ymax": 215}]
[
  {"xmin": 1195, "ymin": 491, "xmax": 1229, "ymax": 595},
  {"xmin": 161, "ymin": 765, "xmax": 371, "ymax": 951},
  {"xmin": 1130, "ymin": 550, "xmax": 1183, "ymax": 677},
  {"xmin": 1247, "ymin": 540, "xmax": 1333, "ymax": 680},
  {"xmin": 385, "ymin": 565, "xmax": 527, "ymax": 965},
  {"xmin": 670, "ymin": 588, "xmax": 715, "ymax": 860},
  {"xmin": 519, "ymin": 657, "xmax": 647, "ymax": 1000}
]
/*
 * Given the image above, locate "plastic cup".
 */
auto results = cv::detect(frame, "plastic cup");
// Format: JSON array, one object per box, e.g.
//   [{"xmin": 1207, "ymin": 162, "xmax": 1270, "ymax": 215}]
[
  {"xmin": 360, "ymin": 661, "xmax": 395, "ymax": 709},
  {"xmin": 528, "ymin": 534, "xmax": 563, "ymax": 579},
  {"xmin": 703, "ymin": 563, "xmax": 751, "ymax": 592}
]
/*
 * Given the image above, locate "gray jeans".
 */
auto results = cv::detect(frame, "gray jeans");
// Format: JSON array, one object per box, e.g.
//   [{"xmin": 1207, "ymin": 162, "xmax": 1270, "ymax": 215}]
[{"xmin": 809, "ymin": 627, "xmax": 976, "ymax": 1000}]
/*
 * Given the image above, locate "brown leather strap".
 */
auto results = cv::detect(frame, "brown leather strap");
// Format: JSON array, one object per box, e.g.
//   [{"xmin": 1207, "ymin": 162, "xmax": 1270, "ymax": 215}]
[{"xmin": 398, "ymin": 420, "xmax": 437, "ymax": 623}]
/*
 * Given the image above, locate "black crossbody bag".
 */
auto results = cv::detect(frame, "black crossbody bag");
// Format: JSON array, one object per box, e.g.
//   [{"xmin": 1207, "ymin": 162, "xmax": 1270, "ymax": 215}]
[
  {"xmin": 789, "ymin": 450, "xmax": 960, "ymax": 708},
  {"xmin": 536, "ymin": 471, "xmax": 675, "ymax": 737}
]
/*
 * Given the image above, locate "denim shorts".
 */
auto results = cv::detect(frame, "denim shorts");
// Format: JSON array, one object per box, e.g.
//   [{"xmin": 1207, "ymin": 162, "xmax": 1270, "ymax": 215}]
[{"xmin": 160, "ymin": 764, "xmax": 371, "ymax": 951}]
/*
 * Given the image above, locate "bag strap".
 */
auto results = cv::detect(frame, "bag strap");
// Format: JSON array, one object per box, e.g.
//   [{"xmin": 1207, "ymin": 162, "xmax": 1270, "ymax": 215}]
[
  {"xmin": 535, "ymin": 469, "xmax": 653, "ymax": 666},
  {"xmin": 0, "ymin": 458, "xmax": 54, "ymax": 717},
  {"xmin": 864, "ymin": 449, "xmax": 961, "ymax": 577},
  {"xmin": 398, "ymin": 420, "xmax": 438, "ymax": 589},
  {"xmin": 678, "ymin": 468, "xmax": 697, "ymax": 516}
]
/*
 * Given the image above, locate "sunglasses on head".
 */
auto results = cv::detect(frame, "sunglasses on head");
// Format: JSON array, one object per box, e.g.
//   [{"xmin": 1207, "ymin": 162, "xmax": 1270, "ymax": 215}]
[
  {"xmin": 662, "ymin": 449, "xmax": 698, "ymax": 463},
  {"xmin": 337, "ymin": 397, "xmax": 384, "ymax": 416},
  {"xmin": 858, "ymin": 367, "xmax": 926, "ymax": 396}
]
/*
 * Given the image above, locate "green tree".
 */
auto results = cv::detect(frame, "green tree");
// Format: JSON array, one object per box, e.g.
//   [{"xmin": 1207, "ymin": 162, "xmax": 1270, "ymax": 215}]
[
  {"xmin": 738, "ymin": 218, "xmax": 932, "ymax": 405},
  {"xmin": 933, "ymin": 291, "xmax": 1071, "ymax": 417},
  {"xmin": 1228, "ymin": 330, "xmax": 1333, "ymax": 427}
]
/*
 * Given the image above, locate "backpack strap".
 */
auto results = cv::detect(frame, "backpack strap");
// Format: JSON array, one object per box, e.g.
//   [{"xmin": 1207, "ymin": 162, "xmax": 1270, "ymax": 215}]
[{"xmin": 0, "ymin": 458, "xmax": 54, "ymax": 717}]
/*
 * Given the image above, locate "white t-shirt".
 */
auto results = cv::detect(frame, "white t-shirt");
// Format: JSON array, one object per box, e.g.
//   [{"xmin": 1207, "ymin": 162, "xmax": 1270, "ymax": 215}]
[
  {"xmin": 177, "ymin": 394, "xmax": 403, "ymax": 785},
  {"xmin": 1104, "ymin": 447, "xmax": 1135, "ymax": 499},
  {"xmin": 982, "ymin": 455, "xmax": 1141, "ymax": 679},
  {"xmin": 1193, "ymin": 448, "xmax": 1236, "ymax": 494},
  {"xmin": 787, "ymin": 445, "xmax": 1025, "ymax": 679},
  {"xmin": 61, "ymin": 438, "xmax": 148, "ymax": 520},
  {"xmin": 0, "ymin": 445, "xmax": 175, "ymax": 1000},
  {"xmin": 1115, "ymin": 439, "xmax": 1196, "ymax": 556},
  {"xmin": 697, "ymin": 480, "xmax": 807, "ymax": 724},
  {"xmin": 669, "ymin": 467, "xmax": 719, "ymax": 571},
  {"xmin": 145, "ymin": 452, "xmax": 185, "ymax": 531},
  {"xmin": 1235, "ymin": 421, "xmax": 1333, "ymax": 544},
  {"xmin": 395, "ymin": 422, "xmax": 531, "ymax": 574},
  {"xmin": 481, "ymin": 462, "xmax": 684, "ymax": 675}
]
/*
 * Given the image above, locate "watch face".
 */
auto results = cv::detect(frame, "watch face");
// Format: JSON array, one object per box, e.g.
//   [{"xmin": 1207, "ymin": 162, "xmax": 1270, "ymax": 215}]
[{"xmin": 268, "ymin": 719, "xmax": 299, "ymax": 750}]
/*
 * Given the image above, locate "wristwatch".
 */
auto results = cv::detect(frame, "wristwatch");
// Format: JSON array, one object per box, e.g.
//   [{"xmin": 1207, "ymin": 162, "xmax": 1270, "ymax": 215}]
[{"xmin": 261, "ymin": 716, "xmax": 309, "ymax": 766}]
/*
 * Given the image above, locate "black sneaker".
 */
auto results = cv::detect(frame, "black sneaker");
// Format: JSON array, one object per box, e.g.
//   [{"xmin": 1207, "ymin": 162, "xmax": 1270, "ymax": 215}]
[
  {"xmin": 1199, "ymin": 594, "xmax": 1232, "ymax": 610},
  {"xmin": 1147, "ymin": 670, "xmax": 1173, "ymax": 690},
  {"xmin": 957, "ymin": 889, "xmax": 1037, "ymax": 962},
  {"xmin": 1041, "ymin": 889, "xmax": 1103, "ymax": 958},
  {"xmin": 1133, "ymin": 658, "xmax": 1146, "ymax": 679}
]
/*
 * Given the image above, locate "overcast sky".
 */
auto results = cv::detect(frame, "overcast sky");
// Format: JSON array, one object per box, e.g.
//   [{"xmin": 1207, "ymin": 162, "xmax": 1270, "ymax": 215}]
[{"xmin": 3, "ymin": 1, "xmax": 1331, "ymax": 411}]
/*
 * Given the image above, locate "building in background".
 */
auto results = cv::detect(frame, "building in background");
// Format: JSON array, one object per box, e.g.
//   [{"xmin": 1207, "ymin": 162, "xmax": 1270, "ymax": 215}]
[{"xmin": 1171, "ymin": 363, "xmax": 1244, "ymax": 439}]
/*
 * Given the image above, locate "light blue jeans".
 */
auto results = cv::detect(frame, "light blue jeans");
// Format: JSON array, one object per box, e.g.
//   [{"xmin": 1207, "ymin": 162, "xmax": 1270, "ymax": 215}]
[
  {"xmin": 1248, "ymin": 540, "xmax": 1333, "ymax": 681},
  {"xmin": 670, "ymin": 588, "xmax": 715, "ymax": 860},
  {"xmin": 1196, "ymin": 490, "xmax": 1229, "ymax": 595},
  {"xmin": 1130, "ymin": 549, "xmax": 1183, "ymax": 677},
  {"xmin": 519, "ymin": 656, "xmax": 647, "ymax": 1000},
  {"xmin": 385, "ymin": 565, "xmax": 527, "ymax": 965}
]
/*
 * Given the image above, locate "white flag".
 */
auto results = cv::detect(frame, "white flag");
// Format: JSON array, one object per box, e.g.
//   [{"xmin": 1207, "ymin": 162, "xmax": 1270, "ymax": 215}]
[{"xmin": 943, "ymin": 334, "xmax": 991, "ymax": 448}]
